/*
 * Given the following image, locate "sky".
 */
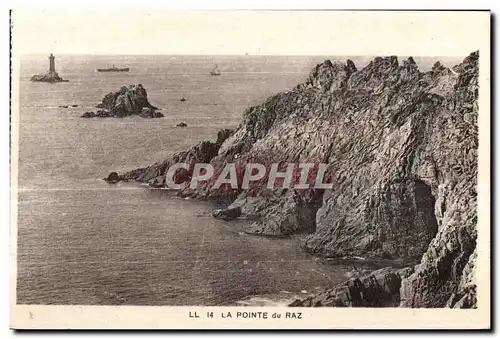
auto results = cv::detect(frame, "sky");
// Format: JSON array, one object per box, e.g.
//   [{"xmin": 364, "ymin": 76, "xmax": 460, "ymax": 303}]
[{"xmin": 11, "ymin": 10, "xmax": 489, "ymax": 56}]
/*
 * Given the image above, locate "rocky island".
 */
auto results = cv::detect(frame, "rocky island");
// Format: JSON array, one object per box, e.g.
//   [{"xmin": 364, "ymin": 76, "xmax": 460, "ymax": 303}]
[
  {"xmin": 82, "ymin": 84, "xmax": 164, "ymax": 118},
  {"xmin": 30, "ymin": 54, "xmax": 69, "ymax": 83},
  {"xmin": 107, "ymin": 52, "xmax": 479, "ymax": 308}
]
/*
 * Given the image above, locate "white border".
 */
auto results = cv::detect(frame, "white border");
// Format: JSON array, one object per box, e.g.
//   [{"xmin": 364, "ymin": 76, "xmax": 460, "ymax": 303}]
[{"xmin": 3, "ymin": 3, "xmax": 496, "ymax": 336}]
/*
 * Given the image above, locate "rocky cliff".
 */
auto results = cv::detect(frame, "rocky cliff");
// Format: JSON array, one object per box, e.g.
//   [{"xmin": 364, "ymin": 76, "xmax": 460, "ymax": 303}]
[
  {"xmin": 82, "ymin": 84, "xmax": 163, "ymax": 118},
  {"xmin": 111, "ymin": 52, "xmax": 479, "ymax": 308}
]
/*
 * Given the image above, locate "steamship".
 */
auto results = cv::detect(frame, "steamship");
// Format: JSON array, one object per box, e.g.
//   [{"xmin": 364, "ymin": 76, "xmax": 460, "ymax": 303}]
[{"xmin": 97, "ymin": 65, "xmax": 130, "ymax": 72}]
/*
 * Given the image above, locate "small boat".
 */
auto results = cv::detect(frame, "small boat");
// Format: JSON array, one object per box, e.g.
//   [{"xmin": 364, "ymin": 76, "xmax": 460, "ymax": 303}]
[
  {"xmin": 210, "ymin": 64, "xmax": 221, "ymax": 76},
  {"xmin": 97, "ymin": 65, "xmax": 130, "ymax": 72}
]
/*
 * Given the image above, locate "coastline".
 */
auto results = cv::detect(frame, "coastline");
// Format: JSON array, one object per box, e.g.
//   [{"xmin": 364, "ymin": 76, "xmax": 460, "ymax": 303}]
[{"xmin": 107, "ymin": 52, "xmax": 479, "ymax": 308}]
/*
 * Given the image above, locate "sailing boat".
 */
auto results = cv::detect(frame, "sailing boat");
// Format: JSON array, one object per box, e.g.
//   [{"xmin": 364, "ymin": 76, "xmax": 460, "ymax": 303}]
[{"xmin": 210, "ymin": 64, "xmax": 221, "ymax": 76}]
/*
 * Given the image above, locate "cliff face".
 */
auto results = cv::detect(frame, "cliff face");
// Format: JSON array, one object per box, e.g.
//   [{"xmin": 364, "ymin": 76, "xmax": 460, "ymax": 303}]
[
  {"xmin": 115, "ymin": 52, "xmax": 479, "ymax": 308},
  {"xmin": 82, "ymin": 84, "xmax": 163, "ymax": 118}
]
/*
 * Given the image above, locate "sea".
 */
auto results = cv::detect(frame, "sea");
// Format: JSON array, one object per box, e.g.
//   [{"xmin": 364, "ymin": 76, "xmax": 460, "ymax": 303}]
[{"xmin": 15, "ymin": 54, "xmax": 463, "ymax": 305}]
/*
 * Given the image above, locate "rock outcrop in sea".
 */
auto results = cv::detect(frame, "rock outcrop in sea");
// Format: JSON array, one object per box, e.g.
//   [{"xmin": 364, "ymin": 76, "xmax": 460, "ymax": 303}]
[
  {"xmin": 82, "ymin": 84, "xmax": 163, "ymax": 118},
  {"xmin": 108, "ymin": 52, "xmax": 479, "ymax": 308},
  {"xmin": 30, "ymin": 71, "xmax": 68, "ymax": 83}
]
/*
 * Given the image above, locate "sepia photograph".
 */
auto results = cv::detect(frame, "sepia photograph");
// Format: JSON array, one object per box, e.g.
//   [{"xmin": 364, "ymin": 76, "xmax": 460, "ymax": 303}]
[{"xmin": 9, "ymin": 9, "xmax": 491, "ymax": 329}]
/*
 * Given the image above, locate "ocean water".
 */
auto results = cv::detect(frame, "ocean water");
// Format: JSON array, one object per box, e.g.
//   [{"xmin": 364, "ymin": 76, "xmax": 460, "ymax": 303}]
[{"xmin": 15, "ymin": 54, "xmax": 457, "ymax": 305}]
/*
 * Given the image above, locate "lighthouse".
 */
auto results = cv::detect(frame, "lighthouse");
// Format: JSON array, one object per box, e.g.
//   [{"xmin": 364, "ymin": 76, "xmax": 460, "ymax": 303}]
[{"xmin": 49, "ymin": 54, "xmax": 55, "ymax": 73}]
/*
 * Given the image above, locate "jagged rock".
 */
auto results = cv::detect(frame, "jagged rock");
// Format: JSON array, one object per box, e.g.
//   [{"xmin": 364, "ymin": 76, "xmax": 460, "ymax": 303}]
[
  {"xmin": 87, "ymin": 84, "xmax": 159, "ymax": 118},
  {"xmin": 346, "ymin": 59, "xmax": 358, "ymax": 73},
  {"xmin": 110, "ymin": 52, "xmax": 479, "ymax": 307},
  {"xmin": 115, "ymin": 167, "xmax": 147, "ymax": 182},
  {"xmin": 108, "ymin": 128, "xmax": 234, "ymax": 185},
  {"xmin": 397, "ymin": 51, "xmax": 479, "ymax": 308},
  {"xmin": 306, "ymin": 60, "xmax": 356, "ymax": 92},
  {"xmin": 224, "ymin": 52, "xmax": 477, "ymax": 306},
  {"xmin": 176, "ymin": 122, "xmax": 188, "ymax": 127},
  {"xmin": 30, "ymin": 71, "xmax": 68, "ymax": 83},
  {"xmin": 212, "ymin": 207, "xmax": 242, "ymax": 220},
  {"xmin": 140, "ymin": 107, "xmax": 153, "ymax": 118},
  {"xmin": 82, "ymin": 110, "xmax": 114, "ymax": 118},
  {"xmin": 305, "ymin": 178, "xmax": 439, "ymax": 261},
  {"xmin": 105, "ymin": 172, "xmax": 120, "ymax": 183},
  {"xmin": 216, "ymin": 129, "xmax": 234, "ymax": 145}
]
